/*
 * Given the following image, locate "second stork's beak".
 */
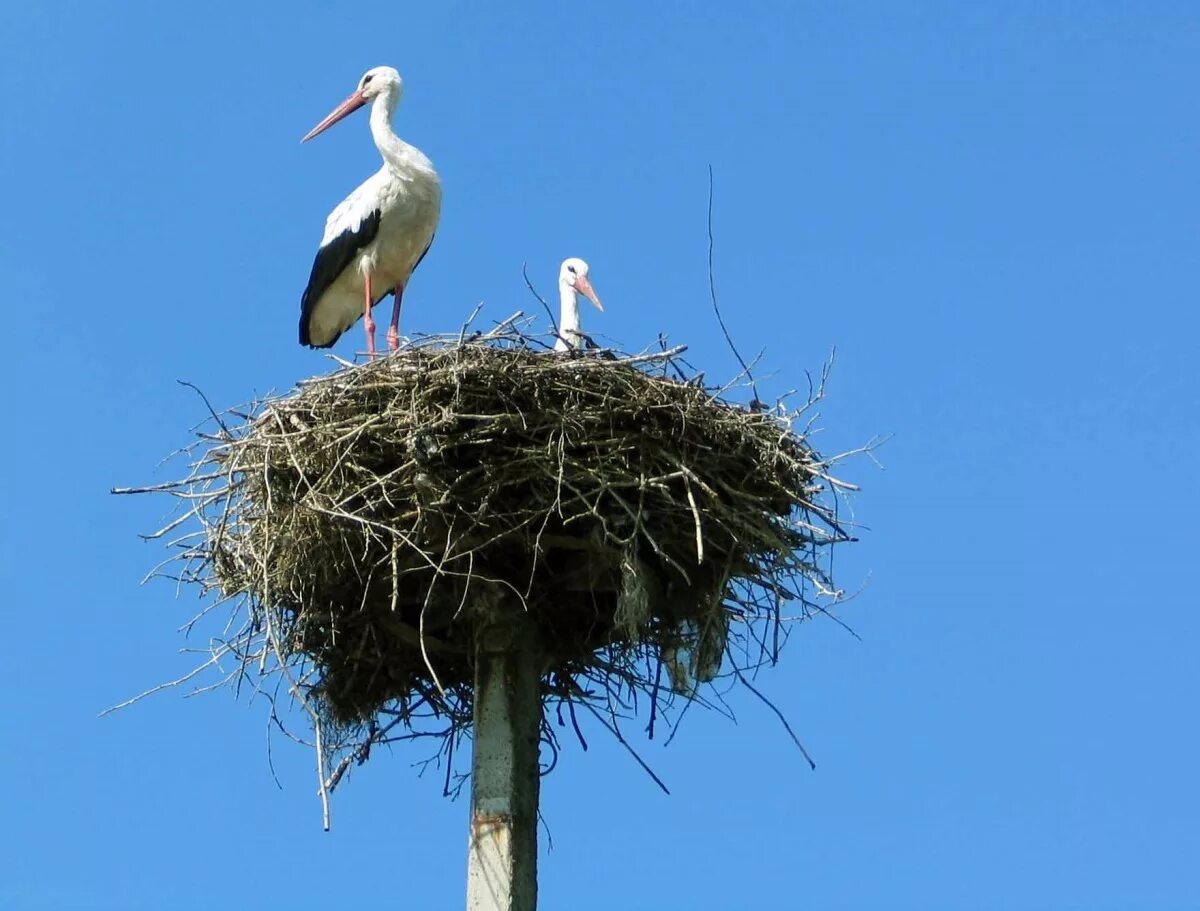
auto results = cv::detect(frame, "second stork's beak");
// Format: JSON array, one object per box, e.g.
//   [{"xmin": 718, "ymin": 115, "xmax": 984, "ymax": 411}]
[
  {"xmin": 574, "ymin": 274, "xmax": 604, "ymax": 311},
  {"xmin": 302, "ymin": 90, "xmax": 368, "ymax": 143}
]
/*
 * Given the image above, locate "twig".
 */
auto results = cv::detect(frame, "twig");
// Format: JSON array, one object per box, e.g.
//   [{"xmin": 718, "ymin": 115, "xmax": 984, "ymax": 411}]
[
  {"xmin": 581, "ymin": 703, "xmax": 670, "ymax": 795},
  {"xmin": 706, "ymin": 164, "xmax": 761, "ymax": 405},
  {"xmin": 733, "ymin": 664, "xmax": 816, "ymax": 770},
  {"xmin": 522, "ymin": 261, "xmax": 558, "ymax": 337},
  {"xmin": 178, "ymin": 380, "xmax": 232, "ymax": 440}
]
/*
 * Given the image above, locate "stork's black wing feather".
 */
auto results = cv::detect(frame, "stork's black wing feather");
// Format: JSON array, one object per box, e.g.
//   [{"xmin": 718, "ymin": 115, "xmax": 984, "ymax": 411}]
[
  {"xmin": 413, "ymin": 232, "xmax": 435, "ymax": 275},
  {"xmin": 298, "ymin": 209, "xmax": 382, "ymax": 347}
]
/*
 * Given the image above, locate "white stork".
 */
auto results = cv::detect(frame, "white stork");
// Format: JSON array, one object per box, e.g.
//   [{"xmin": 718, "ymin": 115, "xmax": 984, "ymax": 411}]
[
  {"xmin": 299, "ymin": 66, "xmax": 441, "ymax": 355},
  {"xmin": 555, "ymin": 258, "xmax": 603, "ymax": 352}
]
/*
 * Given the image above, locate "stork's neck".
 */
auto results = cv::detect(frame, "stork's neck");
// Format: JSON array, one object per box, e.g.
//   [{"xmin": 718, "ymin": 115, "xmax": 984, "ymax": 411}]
[
  {"xmin": 369, "ymin": 88, "xmax": 434, "ymax": 174},
  {"xmin": 556, "ymin": 283, "xmax": 581, "ymax": 351}
]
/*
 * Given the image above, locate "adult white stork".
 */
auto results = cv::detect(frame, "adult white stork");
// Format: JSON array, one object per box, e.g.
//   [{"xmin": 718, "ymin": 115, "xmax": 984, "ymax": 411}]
[
  {"xmin": 555, "ymin": 257, "xmax": 603, "ymax": 352},
  {"xmin": 299, "ymin": 66, "xmax": 441, "ymax": 355}
]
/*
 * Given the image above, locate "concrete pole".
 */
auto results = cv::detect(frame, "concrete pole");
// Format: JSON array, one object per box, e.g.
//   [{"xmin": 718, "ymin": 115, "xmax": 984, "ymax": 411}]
[{"xmin": 466, "ymin": 620, "xmax": 542, "ymax": 911}]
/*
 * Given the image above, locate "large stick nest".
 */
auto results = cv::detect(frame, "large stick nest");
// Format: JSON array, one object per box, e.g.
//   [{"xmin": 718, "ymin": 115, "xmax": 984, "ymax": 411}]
[{"xmin": 123, "ymin": 319, "xmax": 855, "ymax": 798}]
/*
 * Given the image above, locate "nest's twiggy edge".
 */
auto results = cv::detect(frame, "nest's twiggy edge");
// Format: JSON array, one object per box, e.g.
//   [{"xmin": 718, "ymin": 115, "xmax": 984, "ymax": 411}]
[{"xmin": 114, "ymin": 319, "xmax": 858, "ymax": 802}]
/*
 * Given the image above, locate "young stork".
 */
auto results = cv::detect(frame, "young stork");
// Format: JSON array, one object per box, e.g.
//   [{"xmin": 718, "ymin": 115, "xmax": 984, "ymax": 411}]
[
  {"xmin": 299, "ymin": 66, "xmax": 441, "ymax": 354},
  {"xmin": 555, "ymin": 257, "xmax": 603, "ymax": 352}
]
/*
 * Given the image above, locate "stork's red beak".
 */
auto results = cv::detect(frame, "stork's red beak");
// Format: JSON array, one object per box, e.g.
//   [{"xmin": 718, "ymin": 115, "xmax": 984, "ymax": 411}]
[
  {"xmin": 574, "ymin": 274, "xmax": 603, "ymax": 311},
  {"xmin": 302, "ymin": 90, "xmax": 368, "ymax": 142}
]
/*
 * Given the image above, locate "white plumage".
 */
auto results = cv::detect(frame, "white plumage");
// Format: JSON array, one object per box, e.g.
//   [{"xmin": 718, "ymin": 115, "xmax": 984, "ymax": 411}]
[
  {"xmin": 555, "ymin": 257, "xmax": 603, "ymax": 352},
  {"xmin": 299, "ymin": 66, "xmax": 441, "ymax": 354}
]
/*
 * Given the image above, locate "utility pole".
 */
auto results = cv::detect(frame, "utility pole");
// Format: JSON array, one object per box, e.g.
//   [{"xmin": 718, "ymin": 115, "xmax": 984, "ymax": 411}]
[{"xmin": 466, "ymin": 619, "xmax": 542, "ymax": 911}]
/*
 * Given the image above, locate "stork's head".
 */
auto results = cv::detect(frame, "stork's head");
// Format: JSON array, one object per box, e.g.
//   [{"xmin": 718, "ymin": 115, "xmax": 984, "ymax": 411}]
[
  {"xmin": 559, "ymin": 258, "xmax": 604, "ymax": 311},
  {"xmin": 357, "ymin": 66, "xmax": 403, "ymax": 99},
  {"xmin": 302, "ymin": 66, "xmax": 403, "ymax": 143}
]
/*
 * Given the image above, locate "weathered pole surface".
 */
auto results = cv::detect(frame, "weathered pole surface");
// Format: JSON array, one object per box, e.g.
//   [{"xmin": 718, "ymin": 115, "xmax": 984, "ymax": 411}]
[{"xmin": 466, "ymin": 618, "xmax": 542, "ymax": 911}]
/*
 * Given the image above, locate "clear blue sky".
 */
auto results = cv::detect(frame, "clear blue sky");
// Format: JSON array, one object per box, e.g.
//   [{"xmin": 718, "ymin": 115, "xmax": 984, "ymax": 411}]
[{"xmin": 1, "ymin": 2, "xmax": 1197, "ymax": 908}]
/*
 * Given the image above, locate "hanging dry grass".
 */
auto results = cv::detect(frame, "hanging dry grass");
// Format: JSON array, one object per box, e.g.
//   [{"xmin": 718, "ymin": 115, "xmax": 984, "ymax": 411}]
[{"xmin": 114, "ymin": 316, "xmax": 857, "ymax": 807}]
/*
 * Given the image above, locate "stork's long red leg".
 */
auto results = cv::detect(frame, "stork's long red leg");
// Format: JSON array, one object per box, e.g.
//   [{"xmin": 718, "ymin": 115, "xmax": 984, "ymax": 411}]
[
  {"xmin": 387, "ymin": 284, "xmax": 404, "ymax": 352},
  {"xmin": 363, "ymin": 272, "xmax": 377, "ymax": 358}
]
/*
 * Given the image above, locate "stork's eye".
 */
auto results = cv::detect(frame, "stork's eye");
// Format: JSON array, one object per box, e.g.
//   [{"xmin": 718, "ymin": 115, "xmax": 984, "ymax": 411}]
[
  {"xmin": 362, "ymin": 74, "xmax": 374, "ymax": 86},
  {"xmin": 567, "ymin": 265, "xmax": 577, "ymax": 274}
]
